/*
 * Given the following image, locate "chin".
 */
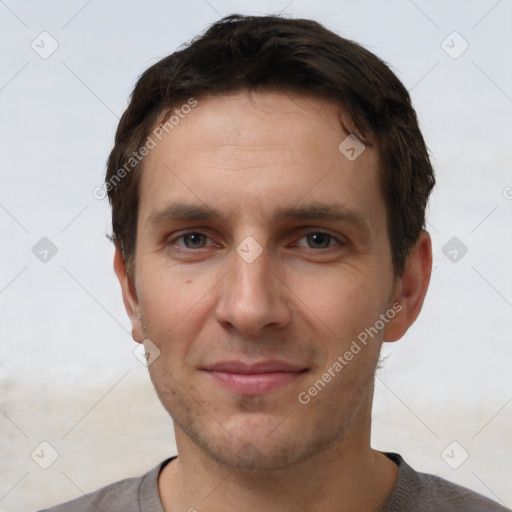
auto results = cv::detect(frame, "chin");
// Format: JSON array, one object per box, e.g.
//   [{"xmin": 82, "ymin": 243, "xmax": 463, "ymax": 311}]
[
  {"xmin": 205, "ymin": 438, "xmax": 306, "ymax": 471},
  {"xmin": 178, "ymin": 410, "xmax": 346, "ymax": 472}
]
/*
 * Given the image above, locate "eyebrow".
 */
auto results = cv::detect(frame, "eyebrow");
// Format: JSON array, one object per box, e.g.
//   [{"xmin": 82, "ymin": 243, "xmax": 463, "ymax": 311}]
[
  {"xmin": 147, "ymin": 203, "xmax": 221, "ymax": 225},
  {"xmin": 147, "ymin": 201, "xmax": 371, "ymax": 232}
]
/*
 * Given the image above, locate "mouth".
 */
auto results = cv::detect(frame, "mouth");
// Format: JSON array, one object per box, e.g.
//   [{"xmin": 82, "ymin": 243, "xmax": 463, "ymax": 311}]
[{"xmin": 202, "ymin": 360, "xmax": 309, "ymax": 395}]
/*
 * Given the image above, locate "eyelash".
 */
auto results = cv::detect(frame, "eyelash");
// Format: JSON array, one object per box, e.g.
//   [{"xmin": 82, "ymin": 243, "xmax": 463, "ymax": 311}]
[{"xmin": 168, "ymin": 231, "xmax": 344, "ymax": 251}]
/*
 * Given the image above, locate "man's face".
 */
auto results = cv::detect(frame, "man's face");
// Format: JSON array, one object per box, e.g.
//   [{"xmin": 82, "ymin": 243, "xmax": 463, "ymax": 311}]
[{"xmin": 123, "ymin": 91, "xmax": 400, "ymax": 470}]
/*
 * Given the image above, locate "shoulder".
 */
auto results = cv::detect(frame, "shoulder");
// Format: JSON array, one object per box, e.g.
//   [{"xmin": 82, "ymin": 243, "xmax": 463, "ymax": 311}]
[
  {"xmin": 382, "ymin": 453, "xmax": 510, "ymax": 512},
  {"xmin": 37, "ymin": 477, "xmax": 141, "ymax": 512},
  {"xmin": 36, "ymin": 458, "xmax": 172, "ymax": 512}
]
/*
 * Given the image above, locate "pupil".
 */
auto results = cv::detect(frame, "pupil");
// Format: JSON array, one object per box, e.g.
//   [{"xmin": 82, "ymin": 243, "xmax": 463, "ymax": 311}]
[
  {"xmin": 309, "ymin": 233, "xmax": 329, "ymax": 248},
  {"xmin": 187, "ymin": 234, "xmax": 204, "ymax": 247}
]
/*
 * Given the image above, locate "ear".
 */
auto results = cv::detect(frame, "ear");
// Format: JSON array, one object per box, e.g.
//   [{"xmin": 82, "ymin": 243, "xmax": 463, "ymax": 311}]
[
  {"xmin": 113, "ymin": 246, "xmax": 144, "ymax": 344},
  {"xmin": 383, "ymin": 230, "xmax": 432, "ymax": 342}
]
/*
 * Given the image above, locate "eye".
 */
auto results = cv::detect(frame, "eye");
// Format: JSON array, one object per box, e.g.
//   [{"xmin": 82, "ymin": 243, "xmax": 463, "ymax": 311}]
[
  {"xmin": 175, "ymin": 232, "xmax": 212, "ymax": 249},
  {"xmin": 296, "ymin": 232, "xmax": 340, "ymax": 249}
]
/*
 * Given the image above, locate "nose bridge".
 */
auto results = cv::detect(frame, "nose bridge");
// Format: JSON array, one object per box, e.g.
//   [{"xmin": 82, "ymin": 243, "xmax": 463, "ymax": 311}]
[
  {"xmin": 229, "ymin": 244, "xmax": 274, "ymax": 310},
  {"xmin": 233, "ymin": 245, "xmax": 271, "ymax": 294}
]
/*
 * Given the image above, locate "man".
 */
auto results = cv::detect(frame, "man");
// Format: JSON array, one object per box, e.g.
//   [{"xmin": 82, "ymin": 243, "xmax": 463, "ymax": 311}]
[{"xmin": 40, "ymin": 14, "xmax": 509, "ymax": 512}]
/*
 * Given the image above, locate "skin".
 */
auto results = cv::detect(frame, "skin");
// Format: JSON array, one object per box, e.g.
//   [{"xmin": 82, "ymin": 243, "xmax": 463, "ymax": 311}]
[{"xmin": 114, "ymin": 90, "xmax": 432, "ymax": 512}]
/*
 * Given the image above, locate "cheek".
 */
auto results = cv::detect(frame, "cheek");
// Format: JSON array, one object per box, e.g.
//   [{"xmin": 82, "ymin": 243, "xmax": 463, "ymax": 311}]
[
  {"xmin": 138, "ymin": 269, "xmax": 212, "ymax": 348},
  {"xmin": 287, "ymin": 265, "xmax": 386, "ymax": 338},
  {"xmin": 287, "ymin": 268, "xmax": 390, "ymax": 385}
]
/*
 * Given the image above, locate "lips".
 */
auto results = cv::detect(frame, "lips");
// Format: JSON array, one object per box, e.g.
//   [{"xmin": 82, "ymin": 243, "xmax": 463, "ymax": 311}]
[
  {"xmin": 203, "ymin": 360, "xmax": 308, "ymax": 395},
  {"xmin": 205, "ymin": 360, "xmax": 307, "ymax": 373}
]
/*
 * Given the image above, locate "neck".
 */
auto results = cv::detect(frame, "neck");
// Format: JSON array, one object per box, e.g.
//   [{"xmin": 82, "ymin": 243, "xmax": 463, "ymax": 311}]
[{"xmin": 159, "ymin": 411, "xmax": 398, "ymax": 512}]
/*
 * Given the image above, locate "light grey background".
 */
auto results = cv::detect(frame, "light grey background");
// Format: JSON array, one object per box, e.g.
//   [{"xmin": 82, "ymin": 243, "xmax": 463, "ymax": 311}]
[{"xmin": 0, "ymin": 1, "xmax": 511, "ymax": 510}]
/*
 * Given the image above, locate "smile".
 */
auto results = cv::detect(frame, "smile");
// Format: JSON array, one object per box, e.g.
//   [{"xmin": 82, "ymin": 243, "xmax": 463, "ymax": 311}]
[
  {"xmin": 207, "ymin": 370, "xmax": 308, "ymax": 395},
  {"xmin": 203, "ymin": 360, "xmax": 309, "ymax": 395}
]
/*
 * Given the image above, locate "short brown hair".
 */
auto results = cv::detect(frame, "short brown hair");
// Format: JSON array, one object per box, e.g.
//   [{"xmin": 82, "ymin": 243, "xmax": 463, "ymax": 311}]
[{"xmin": 106, "ymin": 14, "xmax": 435, "ymax": 278}]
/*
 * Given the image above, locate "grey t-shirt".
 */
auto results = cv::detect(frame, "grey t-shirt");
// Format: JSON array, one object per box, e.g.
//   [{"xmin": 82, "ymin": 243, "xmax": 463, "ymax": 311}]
[{"xmin": 38, "ymin": 453, "xmax": 510, "ymax": 512}]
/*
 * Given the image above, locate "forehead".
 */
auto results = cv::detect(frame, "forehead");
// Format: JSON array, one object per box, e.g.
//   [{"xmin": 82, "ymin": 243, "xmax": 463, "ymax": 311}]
[{"xmin": 138, "ymin": 90, "xmax": 383, "ymax": 228}]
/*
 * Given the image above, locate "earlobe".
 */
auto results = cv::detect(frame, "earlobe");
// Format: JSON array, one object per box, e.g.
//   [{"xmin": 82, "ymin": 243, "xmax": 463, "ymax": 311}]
[
  {"xmin": 383, "ymin": 230, "xmax": 432, "ymax": 342},
  {"xmin": 113, "ymin": 247, "xmax": 145, "ymax": 343}
]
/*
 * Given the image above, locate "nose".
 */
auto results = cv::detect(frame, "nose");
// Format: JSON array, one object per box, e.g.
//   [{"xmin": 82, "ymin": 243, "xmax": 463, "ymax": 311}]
[{"xmin": 215, "ymin": 244, "xmax": 292, "ymax": 336}]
